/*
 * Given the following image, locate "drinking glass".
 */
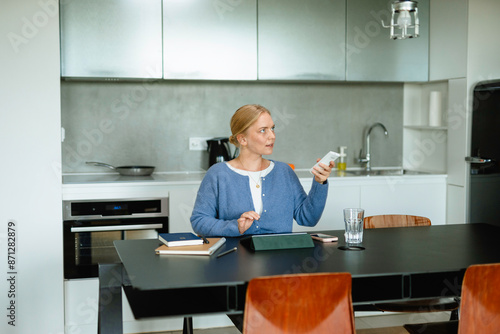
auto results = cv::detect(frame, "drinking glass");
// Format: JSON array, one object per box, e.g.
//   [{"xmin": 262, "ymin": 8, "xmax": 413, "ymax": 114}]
[{"xmin": 343, "ymin": 208, "xmax": 365, "ymax": 244}]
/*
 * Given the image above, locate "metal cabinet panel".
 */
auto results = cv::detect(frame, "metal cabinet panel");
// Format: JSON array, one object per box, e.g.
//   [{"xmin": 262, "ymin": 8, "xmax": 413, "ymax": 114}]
[
  {"xmin": 258, "ymin": 0, "xmax": 346, "ymax": 81},
  {"xmin": 163, "ymin": 0, "xmax": 257, "ymax": 80},
  {"xmin": 429, "ymin": 0, "xmax": 467, "ymax": 81},
  {"xmin": 346, "ymin": 0, "xmax": 429, "ymax": 82},
  {"xmin": 60, "ymin": 0, "xmax": 162, "ymax": 79}
]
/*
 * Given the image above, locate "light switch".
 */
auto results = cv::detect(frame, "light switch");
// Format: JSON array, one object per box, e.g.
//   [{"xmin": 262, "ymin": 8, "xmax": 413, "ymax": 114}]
[{"xmin": 189, "ymin": 137, "xmax": 212, "ymax": 151}]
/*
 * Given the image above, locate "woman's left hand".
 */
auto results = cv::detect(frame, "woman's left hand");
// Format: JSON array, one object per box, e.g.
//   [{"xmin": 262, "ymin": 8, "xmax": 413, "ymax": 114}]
[{"xmin": 311, "ymin": 160, "xmax": 335, "ymax": 184}]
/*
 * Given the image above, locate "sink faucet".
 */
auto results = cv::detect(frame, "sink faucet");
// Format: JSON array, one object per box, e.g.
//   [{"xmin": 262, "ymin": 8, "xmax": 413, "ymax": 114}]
[{"xmin": 358, "ymin": 122, "xmax": 389, "ymax": 171}]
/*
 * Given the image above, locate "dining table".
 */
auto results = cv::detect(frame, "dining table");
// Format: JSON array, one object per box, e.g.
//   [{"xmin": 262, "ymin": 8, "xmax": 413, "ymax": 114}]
[{"xmin": 98, "ymin": 223, "xmax": 500, "ymax": 334}]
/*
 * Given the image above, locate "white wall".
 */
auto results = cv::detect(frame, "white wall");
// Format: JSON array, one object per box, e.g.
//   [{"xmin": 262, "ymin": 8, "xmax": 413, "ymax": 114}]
[
  {"xmin": 61, "ymin": 81, "xmax": 405, "ymax": 173},
  {"xmin": 0, "ymin": 0, "xmax": 63, "ymax": 333}
]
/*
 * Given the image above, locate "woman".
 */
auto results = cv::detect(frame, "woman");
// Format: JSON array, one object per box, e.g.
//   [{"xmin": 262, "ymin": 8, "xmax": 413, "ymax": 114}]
[{"xmin": 190, "ymin": 104, "xmax": 334, "ymax": 237}]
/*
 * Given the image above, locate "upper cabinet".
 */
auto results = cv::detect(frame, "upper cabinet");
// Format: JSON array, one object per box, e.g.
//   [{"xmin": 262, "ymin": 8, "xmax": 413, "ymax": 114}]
[
  {"xmin": 163, "ymin": 0, "xmax": 257, "ymax": 80},
  {"xmin": 429, "ymin": 0, "xmax": 467, "ymax": 81},
  {"xmin": 60, "ymin": 0, "xmax": 162, "ymax": 79},
  {"xmin": 346, "ymin": 0, "xmax": 429, "ymax": 82},
  {"xmin": 60, "ymin": 0, "xmax": 433, "ymax": 82},
  {"xmin": 258, "ymin": 0, "xmax": 346, "ymax": 81}
]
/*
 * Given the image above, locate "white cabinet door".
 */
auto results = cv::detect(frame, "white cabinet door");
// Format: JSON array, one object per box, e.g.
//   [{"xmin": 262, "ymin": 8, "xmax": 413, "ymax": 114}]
[
  {"xmin": 258, "ymin": 0, "xmax": 346, "ymax": 80},
  {"xmin": 294, "ymin": 180, "xmax": 360, "ymax": 232},
  {"xmin": 360, "ymin": 177, "xmax": 447, "ymax": 225},
  {"xmin": 60, "ymin": 0, "xmax": 163, "ymax": 79},
  {"xmin": 163, "ymin": 0, "xmax": 257, "ymax": 80},
  {"xmin": 447, "ymin": 78, "xmax": 468, "ymax": 187},
  {"xmin": 168, "ymin": 186, "xmax": 200, "ymax": 233},
  {"xmin": 64, "ymin": 279, "xmax": 99, "ymax": 333}
]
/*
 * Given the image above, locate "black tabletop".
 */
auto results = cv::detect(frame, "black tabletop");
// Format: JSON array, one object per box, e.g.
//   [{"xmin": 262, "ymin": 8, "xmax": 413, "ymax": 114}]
[{"xmin": 115, "ymin": 223, "xmax": 500, "ymax": 292}]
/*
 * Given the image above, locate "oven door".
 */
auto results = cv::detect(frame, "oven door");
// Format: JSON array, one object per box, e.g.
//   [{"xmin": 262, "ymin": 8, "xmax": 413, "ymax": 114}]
[{"xmin": 64, "ymin": 217, "xmax": 168, "ymax": 279}]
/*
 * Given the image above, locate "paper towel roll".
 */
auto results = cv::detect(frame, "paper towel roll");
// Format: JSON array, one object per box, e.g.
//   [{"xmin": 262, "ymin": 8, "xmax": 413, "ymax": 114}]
[{"xmin": 429, "ymin": 91, "xmax": 442, "ymax": 127}]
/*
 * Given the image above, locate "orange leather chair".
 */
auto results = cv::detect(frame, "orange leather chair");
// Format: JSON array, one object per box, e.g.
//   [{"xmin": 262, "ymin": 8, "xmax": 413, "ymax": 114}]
[
  {"xmin": 361, "ymin": 215, "xmax": 460, "ymax": 318},
  {"xmin": 243, "ymin": 272, "xmax": 355, "ymax": 334},
  {"xmin": 363, "ymin": 214, "xmax": 431, "ymax": 229},
  {"xmin": 458, "ymin": 263, "xmax": 500, "ymax": 333}
]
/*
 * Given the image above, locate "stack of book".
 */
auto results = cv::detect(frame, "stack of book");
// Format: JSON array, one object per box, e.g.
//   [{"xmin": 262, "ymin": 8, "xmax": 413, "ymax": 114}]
[{"xmin": 156, "ymin": 232, "xmax": 226, "ymax": 256}]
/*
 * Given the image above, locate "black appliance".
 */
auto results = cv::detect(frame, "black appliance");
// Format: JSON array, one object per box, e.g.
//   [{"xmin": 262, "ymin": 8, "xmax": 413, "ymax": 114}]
[
  {"xmin": 207, "ymin": 137, "xmax": 231, "ymax": 167},
  {"xmin": 467, "ymin": 80, "xmax": 500, "ymax": 226},
  {"xmin": 63, "ymin": 198, "xmax": 168, "ymax": 279}
]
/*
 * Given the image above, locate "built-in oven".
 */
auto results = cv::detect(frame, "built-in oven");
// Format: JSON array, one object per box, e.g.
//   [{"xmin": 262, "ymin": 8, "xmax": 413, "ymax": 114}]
[{"xmin": 63, "ymin": 198, "xmax": 168, "ymax": 279}]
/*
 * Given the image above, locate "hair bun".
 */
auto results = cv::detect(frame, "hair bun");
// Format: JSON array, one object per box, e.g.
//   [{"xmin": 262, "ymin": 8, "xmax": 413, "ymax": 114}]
[{"xmin": 229, "ymin": 134, "xmax": 238, "ymax": 146}]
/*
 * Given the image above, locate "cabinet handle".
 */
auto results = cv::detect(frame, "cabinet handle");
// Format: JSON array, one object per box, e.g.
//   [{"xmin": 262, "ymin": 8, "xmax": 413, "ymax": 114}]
[{"xmin": 71, "ymin": 224, "xmax": 163, "ymax": 232}]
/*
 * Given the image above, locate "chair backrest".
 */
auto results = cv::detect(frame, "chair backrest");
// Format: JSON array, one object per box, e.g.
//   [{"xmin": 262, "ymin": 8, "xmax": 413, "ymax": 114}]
[
  {"xmin": 243, "ymin": 272, "xmax": 355, "ymax": 334},
  {"xmin": 364, "ymin": 214, "xmax": 431, "ymax": 229},
  {"xmin": 459, "ymin": 263, "xmax": 500, "ymax": 334}
]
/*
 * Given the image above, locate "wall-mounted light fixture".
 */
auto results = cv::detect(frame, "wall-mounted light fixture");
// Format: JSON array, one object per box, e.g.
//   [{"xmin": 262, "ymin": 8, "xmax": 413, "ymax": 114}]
[{"xmin": 382, "ymin": 0, "xmax": 419, "ymax": 40}]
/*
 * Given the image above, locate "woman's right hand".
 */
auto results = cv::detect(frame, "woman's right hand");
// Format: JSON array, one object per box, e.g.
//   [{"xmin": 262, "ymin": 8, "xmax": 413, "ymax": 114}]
[{"xmin": 237, "ymin": 211, "xmax": 260, "ymax": 234}]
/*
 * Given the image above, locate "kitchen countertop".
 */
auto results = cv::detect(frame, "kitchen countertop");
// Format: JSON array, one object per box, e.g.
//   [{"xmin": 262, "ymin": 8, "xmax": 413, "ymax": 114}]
[
  {"xmin": 62, "ymin": 172, "xmax": 206, "ymax": 184},
  {"xmin": 63, "ymin": 167, "xmax": 445, "ymax": 185},
  {"xmin": 62, "ymin": 168, "xmax": 447, "ymax": 201}
]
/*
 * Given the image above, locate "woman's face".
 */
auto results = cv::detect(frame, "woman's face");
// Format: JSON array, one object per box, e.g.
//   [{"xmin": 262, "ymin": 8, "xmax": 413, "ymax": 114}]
[{"xmin": 241, "ymin": 112, "xmax": 275, "ymax": 156}]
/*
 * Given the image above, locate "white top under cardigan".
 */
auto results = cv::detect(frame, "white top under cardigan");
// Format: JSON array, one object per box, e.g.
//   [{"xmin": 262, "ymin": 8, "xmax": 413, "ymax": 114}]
[{"xmin": 225, "ymin": 161, "xmax": 275, "ymax": 215}]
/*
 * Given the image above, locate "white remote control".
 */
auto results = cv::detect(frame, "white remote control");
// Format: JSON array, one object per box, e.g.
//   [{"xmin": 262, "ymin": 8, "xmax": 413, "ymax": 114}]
[{"xmin": 310, "ymin": 151, "xmax": 340, "ymax": 175}]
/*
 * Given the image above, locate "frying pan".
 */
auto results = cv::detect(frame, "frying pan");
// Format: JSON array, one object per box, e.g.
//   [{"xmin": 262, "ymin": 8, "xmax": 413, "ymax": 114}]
[{"xmin": 86, "ymin": 162, "xmax": 155, "ymax": 176}]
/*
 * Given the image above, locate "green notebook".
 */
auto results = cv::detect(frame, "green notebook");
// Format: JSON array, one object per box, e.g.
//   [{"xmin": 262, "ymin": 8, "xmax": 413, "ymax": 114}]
[{"xmin": 240, "ymin": 233, "xmax": 314, "ymax": 251}]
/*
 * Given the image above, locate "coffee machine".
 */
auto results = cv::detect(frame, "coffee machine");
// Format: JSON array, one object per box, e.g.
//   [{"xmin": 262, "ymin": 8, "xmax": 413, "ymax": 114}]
[{"xmin": 207, "ymin": 137, "xmax": 232, "ymax": 167}]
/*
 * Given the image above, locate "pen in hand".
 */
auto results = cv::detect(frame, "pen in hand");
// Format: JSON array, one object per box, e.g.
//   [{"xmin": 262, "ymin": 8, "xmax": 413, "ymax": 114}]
[{"xmin": 217, "ymin": 247, "xmax": 237, "ymax": 258}]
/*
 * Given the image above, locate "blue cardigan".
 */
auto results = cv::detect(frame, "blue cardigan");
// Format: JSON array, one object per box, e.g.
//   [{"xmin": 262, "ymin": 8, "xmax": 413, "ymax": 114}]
[{"xmin": 190, "ymin": 161, "xmax": 328, "ymax": 237}]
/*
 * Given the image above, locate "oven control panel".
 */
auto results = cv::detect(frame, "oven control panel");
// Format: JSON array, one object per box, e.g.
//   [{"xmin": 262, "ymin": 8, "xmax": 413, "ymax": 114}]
[{"xmin": 63, "ymin": 198, "xmax": 169, "ymax": 220}]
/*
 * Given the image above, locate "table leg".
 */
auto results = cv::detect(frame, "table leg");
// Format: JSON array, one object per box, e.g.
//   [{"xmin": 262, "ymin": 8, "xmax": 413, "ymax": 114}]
[
  {"xmin": 98, "ymin": 263, "xmax": 123, "ymax": 334},
  {"xmin": 183, "ymin": 317, "xmax": 193, "ymax": 334}
]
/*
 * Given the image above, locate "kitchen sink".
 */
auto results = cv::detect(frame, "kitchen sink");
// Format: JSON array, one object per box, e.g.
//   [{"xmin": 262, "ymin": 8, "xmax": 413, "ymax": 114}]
[{"xmin": 344, "ymin": 169, "xmax": 429, "ymax": 176}]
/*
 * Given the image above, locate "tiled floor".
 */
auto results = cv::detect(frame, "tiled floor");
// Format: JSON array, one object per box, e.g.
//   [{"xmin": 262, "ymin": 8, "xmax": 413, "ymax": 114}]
[
  {"xmin": 355, "ymin": 311, "xmax": 451, "ymax": 333},
  {"xmin": 143, "ymin": 312, "xmax": 451, "ymax": 334}
]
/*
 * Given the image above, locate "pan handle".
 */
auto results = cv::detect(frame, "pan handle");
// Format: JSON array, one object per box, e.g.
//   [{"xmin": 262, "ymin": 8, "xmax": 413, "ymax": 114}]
[
  {"xmin": 465, "ymin": 157, "xmax": 493, "ymax": 164},
  {"xmin": 85, "ymin": 161, "xmax": 116, "ymax": 170}
]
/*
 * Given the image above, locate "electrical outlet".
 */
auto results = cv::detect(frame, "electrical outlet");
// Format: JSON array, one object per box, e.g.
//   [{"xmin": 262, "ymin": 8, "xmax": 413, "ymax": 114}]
[{"xmin": 189, "ymin": 137, "xmax": 212, "ymax": 151}]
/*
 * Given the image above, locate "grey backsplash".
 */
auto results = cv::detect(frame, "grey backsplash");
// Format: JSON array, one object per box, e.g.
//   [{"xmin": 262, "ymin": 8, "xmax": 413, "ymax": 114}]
[{"xmin": 61, "ymin": 80, "xmax": 403, "ymax": 173}]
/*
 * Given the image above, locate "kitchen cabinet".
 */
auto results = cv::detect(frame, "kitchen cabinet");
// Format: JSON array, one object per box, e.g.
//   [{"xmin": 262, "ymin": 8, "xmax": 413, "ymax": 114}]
[
  {"xmin": 359, "ymin": 176, "xmax": 447, "ymax": 225},
  {"xmin": 258, "ymin": 0, "xmax": 346, "ymax": 81},
  {"xmin": 59, "ymin": 0, "xmax": 436, "ymax": 82},
  {"xmin": 446, "ymin": 78, "xmax": 467, "ymax": 187},
  {"xmin": 293, "ymin": 179, "xmax": 360, "ymax": 232},
  {"xmin": 62, "ymin": 173, "xmax": 446, "ymax": 233},
  {"xmin": 446, "ymin": 78, "xmax": 467, "ymax": 225},
  {"xmin": 346, "ymin": 0, "xmax": 429, "ymax": 82},
  {"xmin": 429, "ymin": 0, "xmax": 467, "ymax": 81},
  {"xmin": 168, "ymin": 186, "xmax": 200, "ymax": 233},
  {"xmin": 294, "ymin": 175, "xmax": 447, "ymax": 232},
  {"xmin": 60, "ymin": 0, "xmax": 162, "ymax": 79},
  {"xmin": 162, "ymin": 0, "xmax": 257, "ymax": 80},
  {"xmin": 64, "ymin": 279, "xmax": 231, "ymax": 334}
]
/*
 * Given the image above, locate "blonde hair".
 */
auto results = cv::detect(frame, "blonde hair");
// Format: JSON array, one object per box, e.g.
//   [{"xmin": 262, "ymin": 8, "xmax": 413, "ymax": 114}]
[{"xmin": 229, "ymin": 104, "xmax": 271, "ymax": 147}]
